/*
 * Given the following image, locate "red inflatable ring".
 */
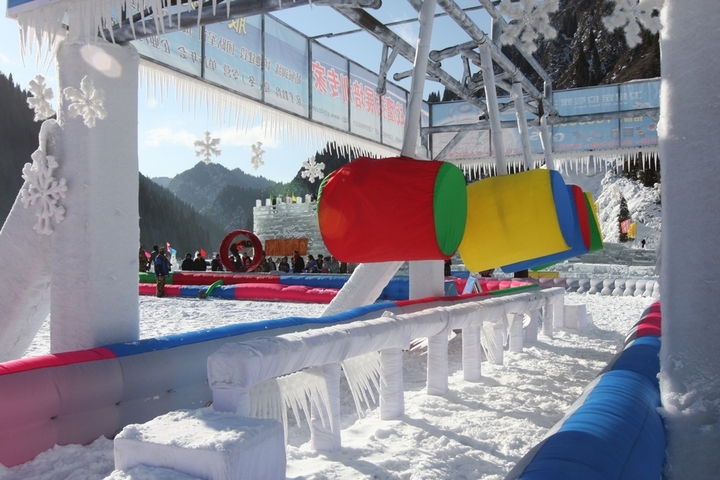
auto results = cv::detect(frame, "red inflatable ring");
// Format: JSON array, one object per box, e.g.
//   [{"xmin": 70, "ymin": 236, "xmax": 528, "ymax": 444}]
[{"xmin": 219, "ymin": 230, "xmax": 264, "ymax": 272}]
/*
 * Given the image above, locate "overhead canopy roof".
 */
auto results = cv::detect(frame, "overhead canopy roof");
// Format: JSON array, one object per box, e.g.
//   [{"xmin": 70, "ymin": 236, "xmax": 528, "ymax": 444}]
[{"xmin": 8, "ymin": 0, "xmax": 659, "ymax": 170}]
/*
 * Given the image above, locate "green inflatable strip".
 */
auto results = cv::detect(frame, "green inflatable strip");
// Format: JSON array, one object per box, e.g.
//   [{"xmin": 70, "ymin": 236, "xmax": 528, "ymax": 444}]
[
  {"xmin": 139, "ymin": 271, "xmax": 174, "ymax": 284},
  {"xmin": 585, "ymin": 195, "xmax": 604, "ymax": 252},
  {"xmin": 433, "ymin": 162, "xmax": 468, "ymax": 256},
  {"xmin": 489, "ymin": 284, "xmax": 540, "ymax": 296}
]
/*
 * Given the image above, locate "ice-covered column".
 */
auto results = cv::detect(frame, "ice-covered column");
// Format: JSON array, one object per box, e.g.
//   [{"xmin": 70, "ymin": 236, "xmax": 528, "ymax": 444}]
[
  {"xmin": 525, "ymin": 309, "xmax": 539, "ymax": 343},
  {"xmin": 462, "ymin": 324, "xmax": 482, "ymax": 381},
  {"xmin": 426, "ymin": 327, "xmax": 449, "ymax": 395},
  {"xmin": 508, "ymin": 313, "xmax": 524, "ymax": 353},
  {"xmin": 380, "ymin": 347, "xmax": 404, "ymax": 419},
  {"xmin": 658, "ymin": 1, "xmax": 720, "ymax": 476},
  {"xmin": 50, "ymin": 41, "xmax": 140, "ymax": 352},
  {"xmin": 310, "ymin": 363, "xmax": 342, "ymax": 452}
]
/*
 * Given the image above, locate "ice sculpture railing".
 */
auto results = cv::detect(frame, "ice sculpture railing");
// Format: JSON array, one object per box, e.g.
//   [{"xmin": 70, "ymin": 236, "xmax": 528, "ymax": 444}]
[{"xmin": 207, "ymin": 287, "xmax": 565, "ymax": 451}]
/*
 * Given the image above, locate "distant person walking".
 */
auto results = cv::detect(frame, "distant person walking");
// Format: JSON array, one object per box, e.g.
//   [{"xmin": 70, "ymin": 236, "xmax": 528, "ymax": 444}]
[
  {"xmin": 641, "ymin": 239, "xmax": 646, "ymax": 248},
  {"xmin": 154, "ymin": 247, "xmax": 171, "ymax": 297}
]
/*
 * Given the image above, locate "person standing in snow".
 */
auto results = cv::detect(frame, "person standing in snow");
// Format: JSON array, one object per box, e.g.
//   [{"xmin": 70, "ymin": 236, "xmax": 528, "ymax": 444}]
[
  {"xmin": 325, "ymin": 255, "xmax": 340, "ymax": 273},
  {"xmin": 148, "ymin": 245, "xmax": 160, "ymax": 273},
  {"xmin": 139, "ymin": 245, "xmax": 149, "ymax": 272},
  {"xmin": 211, "ymin": 254, "xmax": 224, "ymax": 271},
  {"xmin": 305, "ymin": 254, "xmax": 318, "ymax": 273},
  {"xmin": 193, "ymin": 253, "xmax": 207, "ymax": 271},
  {"xmin": 292, "ymin": 251, "xmax": 305, "ymax": 273},
  {"xmin": 154, "ymin": 247, "xmax": 171, "ymax": 297},
  {"xmin": 278, "ymin": 256, "xmax": 290, "ymax": 273},
  {"xmin": 181, "ymin": 253, "xmax": 194, "ymax": 271}
]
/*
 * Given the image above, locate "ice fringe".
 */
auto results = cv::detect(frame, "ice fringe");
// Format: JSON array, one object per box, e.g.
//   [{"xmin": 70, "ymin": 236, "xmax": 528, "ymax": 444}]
[{"xmin": 247, "ymin": 352, "xmax": 382, "ymax": 439}]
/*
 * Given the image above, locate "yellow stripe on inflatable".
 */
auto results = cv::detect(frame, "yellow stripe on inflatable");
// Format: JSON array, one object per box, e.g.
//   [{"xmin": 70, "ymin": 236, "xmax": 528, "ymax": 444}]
[{"xmin": 458, "ymin": 169, "xmax": 571, "ymax": 273}]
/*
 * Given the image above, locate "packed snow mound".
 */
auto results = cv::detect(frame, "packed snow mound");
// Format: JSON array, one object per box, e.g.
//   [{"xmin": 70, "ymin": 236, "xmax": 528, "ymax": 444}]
[{"xmin": 595, "ymin": 170, "xmax": 661, "ymax": 248}]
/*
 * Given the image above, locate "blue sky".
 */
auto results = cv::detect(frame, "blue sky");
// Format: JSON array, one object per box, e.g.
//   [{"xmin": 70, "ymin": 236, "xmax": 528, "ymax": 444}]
[{"xmin": 0, "ymin": 2, "xmax": 490, "ymax": 183}]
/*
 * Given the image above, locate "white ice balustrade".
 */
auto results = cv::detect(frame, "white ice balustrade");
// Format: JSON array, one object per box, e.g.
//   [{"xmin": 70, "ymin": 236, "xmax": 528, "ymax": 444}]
[{"xmin": 207, "ymin": 288, "xmax": 564, "ymax": 451}]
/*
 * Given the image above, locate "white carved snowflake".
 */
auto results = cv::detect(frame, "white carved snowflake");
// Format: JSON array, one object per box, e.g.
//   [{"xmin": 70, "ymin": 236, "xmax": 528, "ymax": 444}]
[
  {"xmin": 498, "ymin": 0, "xmax": 559, "ymax": 55},
  {"xmin": 63, "ymin": 76, "xmax": 107, "ymax": 128},
  {"xmin": 26, "ymin": 75, "xmax": 56, "ymax": 121},
  {"xmin": 194, "ymin": 131, "xmax": 222, "ymax": 164},
  {"xmin": 21, "ymin": 149, "xmax": 67, "ymax": 235},
  {"xmin": 250, "ymin": 141, "xmax": 265, "ymax": 170},
  {"xmin": 603, "ymin": 0, "xmax": 663, "ymax": 48},
  {"xmin": 300, "ymin": 157, "xmax": 326, "ymax": 183}
]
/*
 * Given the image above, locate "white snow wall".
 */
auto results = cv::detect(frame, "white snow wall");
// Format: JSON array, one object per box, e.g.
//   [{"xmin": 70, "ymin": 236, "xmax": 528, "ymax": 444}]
[
  {"xmin": 658, "ymin": 1, "xmax": 720, "ymax": 477},
  {"xmin": 50, "ymin": 42, "xmax": 140, "ymax": 352},
  {"xmin": 0, "ymin": 121, "xmax": 59, "ymax": 361}
]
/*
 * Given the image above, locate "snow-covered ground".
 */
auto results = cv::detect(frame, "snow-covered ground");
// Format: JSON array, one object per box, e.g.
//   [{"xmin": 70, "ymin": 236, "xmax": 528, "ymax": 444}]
[{"xmin": 2, "ymin": 292, "xmax": 654, "ymax": 479}]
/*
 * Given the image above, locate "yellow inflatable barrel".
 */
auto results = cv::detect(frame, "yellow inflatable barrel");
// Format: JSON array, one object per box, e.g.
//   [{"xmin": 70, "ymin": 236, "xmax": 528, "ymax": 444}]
[{"xmin": 458, "ymin": 169, "xmax": 574, "ymax": 273}]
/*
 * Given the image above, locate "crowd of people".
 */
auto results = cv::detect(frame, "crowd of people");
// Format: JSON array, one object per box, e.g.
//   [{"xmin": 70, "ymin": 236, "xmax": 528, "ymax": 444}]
[{"xmin": 139, "ymin": 243, "xmax": 351, "ymax": 298}]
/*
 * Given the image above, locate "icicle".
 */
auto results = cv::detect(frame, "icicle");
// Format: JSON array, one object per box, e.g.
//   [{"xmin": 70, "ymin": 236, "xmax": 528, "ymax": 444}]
[{"xmin": 342, "ymin": 351, "xmax": 382, "ymax": 418}]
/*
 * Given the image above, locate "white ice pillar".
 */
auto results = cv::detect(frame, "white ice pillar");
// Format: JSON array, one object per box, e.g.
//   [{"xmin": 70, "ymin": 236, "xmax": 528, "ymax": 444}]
[
  {"xmin": 380, "ymin": 347, "xmax": 404, "ymax": 420},
  {"xmin": 479, "ymin": 43, "xmax": 507, "ymax": 174},
  {"xmin": 310, "ymin": 363, "xmax": 342, "ymax": 452},
  {"xmin": 426, "ymin": 328, "xmax": 449, "ymax": 395},
  {"xmin": 50, "ymin": 41, "xmax": 140, "ymax": 352},
  {"xmin": 525, "ymin": 309, "xmax": 539, "ymax": 344},
  {"xmin": 508, "ymin": 313, "xmax": 524, "ymax": 353},
  {"xmin": 659, "ymin": 1, "xmax": 720, "ymax": 476}
]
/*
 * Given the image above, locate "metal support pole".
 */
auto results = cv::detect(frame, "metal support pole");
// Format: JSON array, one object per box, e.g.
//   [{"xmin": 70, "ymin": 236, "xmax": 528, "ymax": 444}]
[
  {"xmin": 512, "ymin": 82, "xmax": 533, "ymax": 170},
  {"xmin": 479, "ymin": 43, "xmax": 506, "ymax": 174}
]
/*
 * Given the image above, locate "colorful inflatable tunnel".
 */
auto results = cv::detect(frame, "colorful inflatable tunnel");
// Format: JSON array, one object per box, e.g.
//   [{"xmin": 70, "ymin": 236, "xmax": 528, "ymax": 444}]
[
  {"xmin": 459, "ymin": 169, "xmax": 575, "ymax": 273},
  {"xmin": 501, "ymin": 185, "xmax": 591, "ymax": 273},
  {"xmin": 585, "ymin": 192, "xmax": 604, "ymax": 252},
  {"xmin": 506, "ymin": 303, "xmax": 664, "ymax": 480},
  {"xmin": 318, "ymin": 156, "xmax": 467, "ymax": 263}
]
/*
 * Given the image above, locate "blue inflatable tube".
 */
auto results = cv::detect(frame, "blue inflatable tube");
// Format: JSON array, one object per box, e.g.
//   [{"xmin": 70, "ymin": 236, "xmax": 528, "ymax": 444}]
[{"xmin": 506, "ymin": 304, "xmax": 665, "ymax": 480}]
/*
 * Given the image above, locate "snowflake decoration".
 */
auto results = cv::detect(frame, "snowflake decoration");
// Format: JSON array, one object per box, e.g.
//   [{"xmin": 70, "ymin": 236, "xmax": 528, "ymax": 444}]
[
  {"xmin": 250, "ymin": 141, "xmax": 265, "ymax": 170},
  {"xmin": 21, "ymin": 148, "xmax": 67, "ymax": 235},
  {"xmin": 26, "ymin": 75, "xmax": 56, "ymax": 121},
  {"xmin": 300, "ymin": 157, "xmax": 326, "ymax": 183},
  {"xmin": 603, "ymin": 0, "xmax": 663, "ymax": 48},
  {"xmin": 194, "ymin": 131, "xmax": 222, "ymax": 163},
  {"xmin": 63, "ymin": 76, "xmax": 107, "ymax": 128},
  {"xmin": 498, "ymin": 0, "xmax": 559, "ymax": 55}
]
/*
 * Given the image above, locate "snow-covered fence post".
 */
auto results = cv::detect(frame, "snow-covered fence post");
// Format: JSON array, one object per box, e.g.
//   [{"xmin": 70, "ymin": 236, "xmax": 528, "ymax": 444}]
[
  {"xmin": 525, "ymin": 309, "xmax": 539, "ymax": 343},
  {"xmin": 426, "ymin": 327, "xmax": 449, "ymax": 395},
  {"xmin": 310, "ymin": 363, "xmax": 342, "ymax": 452},
  {"xmin": 508, "ymin": 313, "xmax": 524, "ymax": 353},
  {"xmin": 380, "ymin": 347, "xmax": 404, "ymax": 420},
  {"xmin": 462, "ymin": 324, "xmax": 482, "ymax": 381},
  {"xmin": 483, "ymin": 319, "xmax": 505, "ymax": 365},
  {"xmin": 213, "ymin": 387, "xmax": 251, "ymax": 417}
]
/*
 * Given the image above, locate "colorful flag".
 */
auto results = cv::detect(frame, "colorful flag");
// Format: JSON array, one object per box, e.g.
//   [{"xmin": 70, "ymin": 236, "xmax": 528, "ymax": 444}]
[
  {"xmin": 200, "ymin": 247, "xmax": 207, "ymax": 257},
  {"xmin": 620, "ymin": 219, "xmax": 631, "ymax": 234},
  {"xmin": 628, "ymin": 222, "xmax": 637, "ymax": 239}
]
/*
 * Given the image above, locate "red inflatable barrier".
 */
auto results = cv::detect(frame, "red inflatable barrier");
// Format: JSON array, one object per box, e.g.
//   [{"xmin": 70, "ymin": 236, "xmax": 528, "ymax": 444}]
[
  {"xmin": 171, "ymin": 272, "xmax": 281, "ymax": 285},
  {"xmin": 232, "ymin": 283, "xmax": 338, "ymax": 303}
]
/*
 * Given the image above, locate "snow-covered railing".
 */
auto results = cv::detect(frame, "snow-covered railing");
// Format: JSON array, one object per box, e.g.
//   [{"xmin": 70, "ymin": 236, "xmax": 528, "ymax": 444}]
[{"xmin": 207, "ymin": 288, "xmax": 565, "ymax": 451}]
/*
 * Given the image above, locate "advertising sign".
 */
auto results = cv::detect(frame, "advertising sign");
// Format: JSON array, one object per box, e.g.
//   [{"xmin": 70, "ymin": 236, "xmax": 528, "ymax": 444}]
[
  {"xmin": 310, "ymin": 43, "xmax": 349, "ymax": 131},
  {"xmin": 349, "ymin": 63, "xmax": 381, "ymax": 142},
  {"xmin": 263, "ymin": 16, "xmax": 309, "ymax": 117},
  {"xmin": 204, "ymin": 16, "xmax": 263, "ymax": 100},
  {"xmin": 381, "ymin": 82, "xmax": 407, "ymax": 149}
]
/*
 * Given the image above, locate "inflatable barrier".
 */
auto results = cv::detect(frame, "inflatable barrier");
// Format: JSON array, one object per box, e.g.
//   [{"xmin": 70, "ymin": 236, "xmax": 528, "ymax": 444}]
[
  {"xmin": 0, "ymin": 283, "xmax": 541, "ymax": 467},
  {"xmin": 506, "ymin": 302, "xmax": 664, "ymax": 480},
  {"xmin": 139, "ymin": 273, "xmax": 411, "ymax": 302}
]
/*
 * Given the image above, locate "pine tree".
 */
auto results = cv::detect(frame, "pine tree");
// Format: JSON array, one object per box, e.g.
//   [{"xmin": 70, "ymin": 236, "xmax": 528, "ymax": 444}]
[{"xmin": 618, "ymin": 195, "xmax": 631, "ymax": 242}]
